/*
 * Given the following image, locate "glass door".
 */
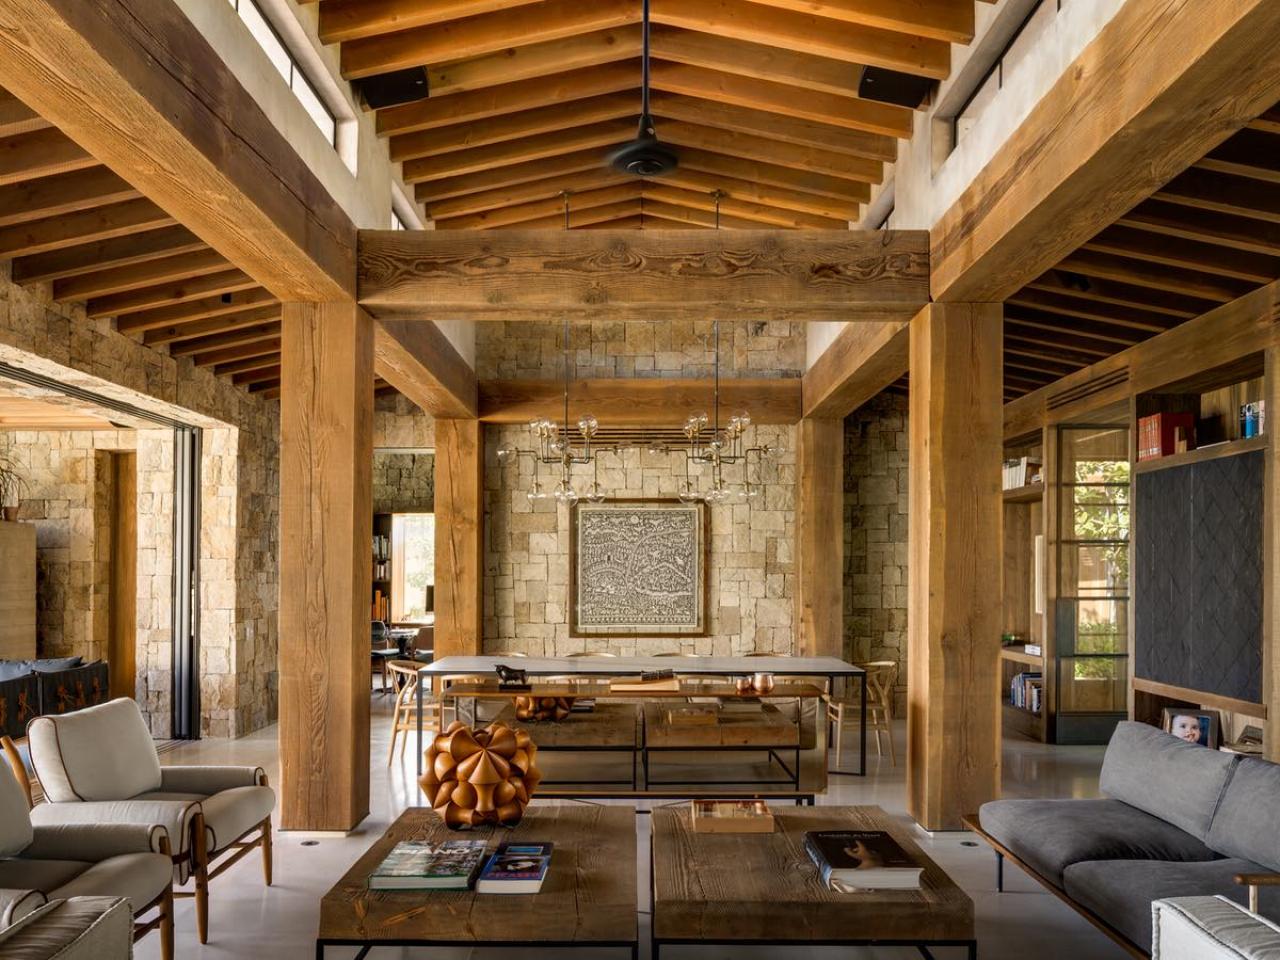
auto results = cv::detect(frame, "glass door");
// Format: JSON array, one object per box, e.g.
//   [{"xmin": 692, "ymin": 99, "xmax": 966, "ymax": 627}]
[
  {"xmin": 1055, "ymin": 424, "xmax": 1130, "ymax": 743},
  {"xmin": 390, "ymin": 512, "xmax": 435, "ymax": 623}
]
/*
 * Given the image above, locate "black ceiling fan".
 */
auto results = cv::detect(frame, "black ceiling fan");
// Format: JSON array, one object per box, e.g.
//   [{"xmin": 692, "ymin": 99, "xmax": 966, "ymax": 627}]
[{"xmin": 606, "ymin": 0, "xmax": 677, "ymax": 177}]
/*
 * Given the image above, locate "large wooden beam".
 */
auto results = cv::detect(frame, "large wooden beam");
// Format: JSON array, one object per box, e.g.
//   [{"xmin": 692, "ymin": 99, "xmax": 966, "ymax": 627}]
[
  {"xmin": 802, "ymin": 320, "xmax": 909, "ymax": 418},
  {"xmin": 795, "ymin": 417, "xmax": 844, "ymax": 658},
  {"xmin": 0, "ymin": 0, "xmax": 356, "ymax": 301},
  {"xmin": 373, "ymin": 319, "xmax": 478, "ymax": 419},
  {"xmin": 930, "ymin": 0, "xmax": 1280, "ymax": 303},
  {"xmin": 480, "ymin": 378, "xmax": 801, "ymax": 424},
  {"xmin": 279, "ymin": 301, "xmax": 373, "ymax": 832},
  {"xmin": 907, "ymin": 302, "xmax": 1002, "ymax": 831},
  {"xmin": 434, "ymin": 419, "xmax": 484, "ymax": 659},
  {"xmin": 359, "ymin": 229, "xmax": 930, "ymax": 321}
]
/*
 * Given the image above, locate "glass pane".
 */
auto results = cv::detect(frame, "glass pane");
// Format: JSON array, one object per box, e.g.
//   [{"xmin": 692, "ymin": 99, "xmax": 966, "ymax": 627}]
[
  {"xmin": 292, "ymin": 72, "xmax": 336, "ymax": 145},
  {"xmin": 1062, "ymin": 491, "xmax": 1130, "ymax": 542},
  {"xmin": 392, "ymin": 513, "xmax": 435, "ymax": 623},
  {"xmin": 1061, "ymin": 425, "xmax": 1130, "ymax": 483},
  {"xmin": 1075, "ymin": 598, "xmax": 1128, "ymax": 654},
  {"xmin": 1059, "ymin": 656, "xmax": 1127, "ymax": 713},
  {"xmin": 237, "ymin": 0, "xmax": 292, "ymax": 82},
  {"xmin": 1060, "ymin": 543, "xmax": 1129, "ymax": 596}
]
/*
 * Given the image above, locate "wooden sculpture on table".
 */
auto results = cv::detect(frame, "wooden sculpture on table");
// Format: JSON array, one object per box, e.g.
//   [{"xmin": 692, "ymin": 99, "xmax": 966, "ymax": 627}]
[
  {"xmin": 513, "ymin": 695, "xmax": 575, "ymax": 722},
  {"xmin": 420, "ymin": 720, "xmax": 541, "ymax": 828}
]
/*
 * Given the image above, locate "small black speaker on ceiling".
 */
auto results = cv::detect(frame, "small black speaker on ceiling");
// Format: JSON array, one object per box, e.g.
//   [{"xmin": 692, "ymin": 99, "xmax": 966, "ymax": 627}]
[
  {"xmin": 857, "ymin": 66, "xmax": 934, "ymax": 109},
  {"xmin": 354, "ymin": 67, "xmax": 429, "ymax": 110}
]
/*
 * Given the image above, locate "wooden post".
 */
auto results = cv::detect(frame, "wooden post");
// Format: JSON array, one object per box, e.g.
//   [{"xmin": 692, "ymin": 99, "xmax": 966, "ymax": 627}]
[
  {"xmin": 434, "ymin": 419, "xmax": 484, "ymax": 657},
  {"xmin": 278, "ymin": 301, "xmax": 373, "ymax": 832},
  {"xmin": 796, "ymin": 417, "xmax": 844, "ymax": 658},
  {"xmin": 907, "ymin": 302, "xmax": 1003, "ymax": 831},
  {"xmin": 1265, "ymin": 346, "xmax": 1280, "ymax": 763}
]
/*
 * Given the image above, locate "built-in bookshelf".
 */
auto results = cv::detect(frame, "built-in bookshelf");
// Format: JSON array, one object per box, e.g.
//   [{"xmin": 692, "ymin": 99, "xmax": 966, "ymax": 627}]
[
  {"xmin": 372, "ymin": 512, "xmax": 392, "ymax": 623},
  {"xmin": 1001, "ymin": 434, "xmax": 1047, "ymax": 742}
]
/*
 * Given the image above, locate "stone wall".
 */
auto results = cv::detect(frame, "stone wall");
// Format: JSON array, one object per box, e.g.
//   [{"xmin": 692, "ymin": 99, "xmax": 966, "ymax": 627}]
[
  {"xmin": 0, "ymin": 263, "xmax": 280, "ymax": 738},
  {"xmin": 373, "ymin": 453, "xmax": 434, "ymax": 513},
  {"xmin": 476, "ymin": 320, "xmax": 805, "ymax": 380},
  {"xmin": 842, "ymin": 391, "xmax": 909, "ymax": 701},
  {"xmin": 483, "ymin": 423, "xmax": 796, "ymax": 656}
]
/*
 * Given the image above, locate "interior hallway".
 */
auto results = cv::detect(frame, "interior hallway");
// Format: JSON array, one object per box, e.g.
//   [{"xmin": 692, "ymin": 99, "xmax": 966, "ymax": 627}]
[{"xmin": 134, "ymin": 697, "xmax": 1124, "ymax": 960}]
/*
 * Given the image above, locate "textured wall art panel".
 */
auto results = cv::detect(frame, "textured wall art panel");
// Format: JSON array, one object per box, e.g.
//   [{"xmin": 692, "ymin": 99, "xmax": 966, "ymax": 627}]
[{"xmin": 570, "ymin": 500, "xmax": 707, "ymax": 637}]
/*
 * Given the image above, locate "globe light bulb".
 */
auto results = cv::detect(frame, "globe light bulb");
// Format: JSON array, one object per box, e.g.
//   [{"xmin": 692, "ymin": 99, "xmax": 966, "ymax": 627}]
[
  {"xmin": 526, "ymin": 481, "xmax": 548, "ymax": 502},
  {"xmin": 577, "ymin": 415, "xmax": 598, "ymax": 438}
]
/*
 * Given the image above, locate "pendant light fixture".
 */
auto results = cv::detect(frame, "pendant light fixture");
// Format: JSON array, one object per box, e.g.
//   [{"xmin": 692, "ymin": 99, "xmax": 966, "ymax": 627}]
[{"xmin": 606, "ymin": 0, "xmax": 677, "ymax": 177}]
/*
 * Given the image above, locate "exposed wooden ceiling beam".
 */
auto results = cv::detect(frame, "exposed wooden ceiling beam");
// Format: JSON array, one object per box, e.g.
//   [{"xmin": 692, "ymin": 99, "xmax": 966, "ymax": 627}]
[
  {"xmin": 143, "ymin": 307, "xmax": 282, "ymax": 348},
  {"xmin": 930, "ymin": 0, "xmax": 1280, "ymax": 302},
  {"xmin": 115, "ymin": 287, "xmax": 276, "ymax": 335},
  {"xmin": 434, "ymin": 183, "xmax": 643, "ymax": 230},
  {"xmin": 191, "ymin": 336, "xmax": 282, "ymax": 368},
  {"xmin": 358, "ymin": 228, "xmax": 929, "ymax": 321},
  {"xmin": 0, "ymin": 166, "xmax": 139, "ymax": 228},
  {"xmin": 428, "ymin": 25, "xmax": 641, "ymax": 96},
  {"xmin": 491, "ymin": 199, "xmax": 645, "ymax": 230},
  {"xmin": 1028, "ymin": 269, "xmax": 1217, "ymax": 319},
  {"xmin": 213, "ymin": 352, "xmax": 282, "ymax": 378},
  {"xmin": 0, "ymin": 127, "xmax": 97, "ymax": 185},
  {"xmin": 1057, "ymin": 249, "xmax": 1254, "ymax": 302},
  {"xmin": 52, "ymin": 247, "xmax": 226, "ymax": 302},
  {"xmin": 1248, "ymin": 106, "xmax": 1280, "ymax": 135},
  {"xmin": 661, "ymin": 167, "xmax": 859, "ymax": 220},
  {"xmin": 1196, "ymin": 129, "xmax": 1280, "ymax": 184},
  {"xmin": 374, "ymin": 319, "xmax": 478, "ymax": 418},
  {"xmin": 676, "ymin": 146, "xmax": 870, "ymax": 203},
  {"xmin": 655, "ymin": 120, "xmax": 882, "ymax": 183},
  {"xmin": 319, "ymin": 0, "xmax": 545, "ymax": 45},
  {"xmin": 1004, "ymin": 291, "xmax": 1176, "ymax": 333},
  {"xmin": 802, "ymin": 319, "xmax": 908, "ymax": 418},
  {"xmin": 577, "ymin": 214, "xmax": 648, "ymax": 230},
  {"xmin": 403, "ymin": 119, "xmax": 636, "ymax": 183},
  {"xmin": 0, "ymin": 0, "xmax": 355, "ymax": 300},
  {"xmin": 641, "ymin": 184, "xmax": 848, "ymax": 229},
  {"xmin": 1002, "ymin": 308, "xmax": 1149, "ymax": 347},
  {"xmin": 1117, "ymin": 199, "xmax": 1280, "ymax": 256},
  {"xmin": 746, "ymin": 0, "xmax": 974, "ymax": 44},
  {"xmin": 0, "ymin": 88, "xmax": 51, "ymax": 139},
  {"xmin": 417, "ymin": 148, "xmax": 609, "ymax": 204},
  {"xmin": 649, "ymin": 0, "xmax": 950, "ymax": 79},
  {"xmin": 164, "ymin": 318, "xmax": 281, "ymax": 355},
  {"xmin": 649, "ymin": 62, "xmax": 912, "ymax": 138},
  {"xmin": 480, "ymin": 377, "xmax": 800, "ymax": 424},
  {"xmin": 389, "ymin": 92, "xmax": 638, "ymax": 162},
  {"xmin": 1005, "ymin": 334, "xmax": 1111, "ymax": 366},
  {"xmin": 649, "ymin": 92, "xmax": 896, "ymax": 161},
  {"xmin": 424, "ymin": 170, "xmax": 629, "ymax": 220},
  {"xmin": 232, "ymin": 364, "xmax": 282, "ymax": 387},
  {"xmin": 12, "ymin": 226, "xmax": 204, "ymax": 284},
  {"xmin": 377, "ymin": 60, "xmax": 640, "ymax": 137},
  {"xmin": 1081, "ymin": 224, "xmax": 1280, "ymax": 283},
  {"xmin": 0, "ymin": 198, "xmax": 174, "ymax": 259},
  {"xmin": 340, "ymin": 0, "xmax": 638, "ymax": 79},
  {"xmin": 1156, "ymin": 167, "xmax": 1280, "ymax": 223},
  {"xmin": 86, "ymin": 268, "xmax": 257, "ymax": 319},
  {"xmin": 639, "ymin": 200, "xmax": 767, "ymax": 229},
  {"xmin": 1003, "ymin": 321, "xmax": 1129, "ymax": 358}
]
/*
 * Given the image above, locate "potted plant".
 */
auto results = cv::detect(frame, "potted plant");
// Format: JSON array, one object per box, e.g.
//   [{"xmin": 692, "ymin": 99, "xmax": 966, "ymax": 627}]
[{"xmin": 0, "ymin": 454, "xmax": 27, "ymax": 521}]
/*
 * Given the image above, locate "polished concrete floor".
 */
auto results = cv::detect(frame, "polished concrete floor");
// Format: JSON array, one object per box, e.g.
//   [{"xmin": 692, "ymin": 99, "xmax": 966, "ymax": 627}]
[{"xmin": 134, "ymin": 694, "xmax": 1128, "ymax": 960}]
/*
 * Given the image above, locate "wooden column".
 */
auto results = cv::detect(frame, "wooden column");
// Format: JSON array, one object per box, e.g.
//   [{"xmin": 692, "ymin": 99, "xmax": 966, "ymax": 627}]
[
  {"xmin": 796, "ymin": 417, "xmax": 844, "ymax": 658},
  {"xmin": 434, "ymin": 419, "xmax": 484, "ymax": 658},
  {"xmin": 907, "ymin": 302, "xmax": 1003, "ymax": 831},
  {"xmin": 1265, "ymin": 346, "xmax": 1280, "ymax": 763},
  {"xmin": 279, "ymin": 301, "xmax": 373, "ymax": 832}
]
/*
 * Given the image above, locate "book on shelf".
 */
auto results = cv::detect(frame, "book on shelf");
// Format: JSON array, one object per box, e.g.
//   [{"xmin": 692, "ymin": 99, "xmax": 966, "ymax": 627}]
[
  {"xmin": 475, "ymin": 841, "xmax": 553, "ymax": 894},
  {"xmin": 368, "ymin": 839, "xmax": 488, "ymax": 891},
  {"xmin": 803, "ymin": 830, "xmax": 923, "ymax": 891},
  {"xmin": 1137, "ymin": 412, "xmax": 1196, "ymax": 461},
  {"xmin": 1009, "ymin": 672, "xmax": 1042, "ymax": 714},
  {"xmin": 691, "ymin": 799, "xmax": 775, "ymax": 833},
  {"xmin": 1002, "ymin": 456, "xmax": 1042, "ymax": 491},
  {"xmin": 373, "ymin": 533, "xmax": 391, "ymax": 561}
]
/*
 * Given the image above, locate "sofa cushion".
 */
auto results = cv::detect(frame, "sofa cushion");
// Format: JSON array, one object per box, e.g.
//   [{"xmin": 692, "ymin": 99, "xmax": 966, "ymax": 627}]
[
  {"xmin": 1207, "ymin": 757, "xmax": 1280, "ymax": 873},
  {"xmin": 0, "ymin": 896, "xmax": 133, "ymax": 960},
  {"xmin": 979, "ymin": 798, "xmax": 1219, "ymax": 887},
  {"xmin": 0, "ymin": 765, "xmax": 31, "ymax": 858},
  {"xmin": 1100, "ymin": 721, "xmax": 1239, "ymax": 840},
  {"xmin": 1153, "ymin": 896, "xmax": 1280, "ymax": 960},
  {"xmin": 1064, "ymin": 858, "xmax": 1280, "ymax": 953},
  {"xmin": 28, "ymin": 698, "xmax": 161, "ymax": 802},
  {"xmin": 0, "ymin": 860, "xmax": 87, "ymax": 898},
  {"xmin": 30, "ymin": 658, "xmax": 81, "ymax": 674},
  {"xmin": 50, "ymin": 853, "xmax": 171, "ymax": 915},
  {"xmin": 0, "ymin": 662, "xmax": 31, "ymax": 683}
]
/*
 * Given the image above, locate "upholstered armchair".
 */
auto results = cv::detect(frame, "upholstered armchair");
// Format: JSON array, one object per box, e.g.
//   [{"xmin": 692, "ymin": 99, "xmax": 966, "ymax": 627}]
[
  {"xmin": 0, "ymin": 758, "xmax": 173, "ymax": 959},
  {"xmin": 25, "ymin": 697, "xmax": 275, "ymax": 944},
  {"xmin": 0, "ymin": 897, "xmax": 134, "ymax": 960}
]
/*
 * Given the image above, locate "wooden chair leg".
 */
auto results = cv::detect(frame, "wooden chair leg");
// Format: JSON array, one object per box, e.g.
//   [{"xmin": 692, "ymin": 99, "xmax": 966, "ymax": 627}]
[
  {"xmin": 387, "ymin": 708, "xmax": 400, "ymax": 765},
  {"xmin": 833, "ymin": 704, "xmax": 844, "ymax": 765},
  {"xmin": 261, "ymin": 817, "xmax": 273, "ymax": 886},
  {"xmin": 885, "ymin": 708, "xmax": 898, "ymax": 767},
  {"xmin": 399, "ymin": 712, "xmax": 410, "ymax": 760},
  {"xmin": 192, "ymin": 812, "xmax": 210, "ymax": 944},
  {"xmin": 160, "ymin": 883, "xmax": 174, "ymax": 960}
]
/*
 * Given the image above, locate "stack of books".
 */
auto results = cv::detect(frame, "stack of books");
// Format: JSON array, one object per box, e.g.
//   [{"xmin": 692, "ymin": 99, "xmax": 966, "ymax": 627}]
[
  {"xmin": 1138, "ymin": 412, "xmax": 1195, "ymax": 460},
  {"xmin": 803, "ymin": 830, "xmax": 922, "ymax": 891},
  {"xmin": 719, "ymin": 697, "xmax": 764, "ymax": 714},
  {"xmin": 1010, "ymin": 672, "xmax": 1042, "ymax": 714},
  {"xmin": 1002, "ymin": 456, "xmax": 1042, "ymax": 490},
  {"xmin": 368, "ymin": 840, "xmax": 488, "ymax": 890},
  {"xmin": 475, "ymin": 842, "xmax": 553, "ymax": 894}
]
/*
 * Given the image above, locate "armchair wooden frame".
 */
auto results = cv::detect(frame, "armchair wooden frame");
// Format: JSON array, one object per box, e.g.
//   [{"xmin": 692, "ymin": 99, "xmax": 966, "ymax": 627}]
[{"xmin": 1, "ymin": 735, "xmax": 175, "ymax": 960}]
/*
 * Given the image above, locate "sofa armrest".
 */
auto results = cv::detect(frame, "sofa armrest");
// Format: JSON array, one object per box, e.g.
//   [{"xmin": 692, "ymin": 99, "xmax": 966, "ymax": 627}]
[
  {"xmin": 25, "ymin": 821, "xmax": 169, "ymax": 860},
  {"xmin": 159, "ymin": 765, "xmax": 265, "ymax": 795},
  {"xmin": 29, "ymin": 799, "xmax": 198, "ymax": 857},
  {"xmin": 1153, "ymin": 896, "xmax": 1280, "ymax": 959},
  {"xmin": 0, "ymin": 897, "xmax": 132, "ymax": 958},
  {"xmin": 0, "ymin": 889, "xmax": 46, "ymax": 929}
]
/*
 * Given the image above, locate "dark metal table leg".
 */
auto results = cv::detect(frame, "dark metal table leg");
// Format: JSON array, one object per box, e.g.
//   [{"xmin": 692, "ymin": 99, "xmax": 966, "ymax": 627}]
[
  {"xmin": 996, "ymin": 851, "xmax": 1004, "ymax": 892},
  {"xmin": 416, "ymin": 673, "xmax": 424, "ymax": 778},
  {"xmin": 859, "ymin": 670, "xmax": 868, "ymax": 776}
]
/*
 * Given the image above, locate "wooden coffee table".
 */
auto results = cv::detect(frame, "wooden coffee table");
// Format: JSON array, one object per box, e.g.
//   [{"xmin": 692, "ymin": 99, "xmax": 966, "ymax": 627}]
[
  {"xmin": 317, "ymin": 804, "xmax": 638, "ymax": 959},
  {"xmin": 650, "ymin": 804, "xmax": 975, "ymax": 959}
]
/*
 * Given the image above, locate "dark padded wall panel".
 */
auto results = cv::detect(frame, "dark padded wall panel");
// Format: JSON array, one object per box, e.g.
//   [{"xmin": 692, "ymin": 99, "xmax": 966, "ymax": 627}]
[{"xmin": 1135, "ymin": 450, "xmax": 1263, "ymax": 703}]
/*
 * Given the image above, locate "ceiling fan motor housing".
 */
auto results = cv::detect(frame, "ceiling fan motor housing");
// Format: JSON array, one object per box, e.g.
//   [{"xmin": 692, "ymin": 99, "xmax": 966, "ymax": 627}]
[{"xmin": 608, "ymin": 114, "xmax": 679, "ymax": 176}]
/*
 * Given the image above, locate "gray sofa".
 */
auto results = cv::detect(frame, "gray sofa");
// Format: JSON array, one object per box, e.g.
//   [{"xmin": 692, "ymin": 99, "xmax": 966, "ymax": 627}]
[{"xmin": 971, "ymin": 722, "xmax": 1280, "ymax": 956}]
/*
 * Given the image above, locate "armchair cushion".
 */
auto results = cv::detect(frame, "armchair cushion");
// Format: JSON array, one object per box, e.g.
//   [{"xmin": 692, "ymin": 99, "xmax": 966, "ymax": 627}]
[
  {"xmin": 29, "ymin": 798, "xmax": 200, "ymax": 863},
  {"xmin": 23, "ymin": 822, "xmax": 168, "ymax": 861},
  {"xmin": 0, "ymin": 897, "xmax": 132, "ymax": 960},
  {"xmin": 1153, "ymin": 896, "xmax": 1280, "ymax": 960},
  {"xmin": 159, "ymin": 764, "xmax": 264, "ymax": 795},
  {"xmin": 0, "ymin": 888, "xmax": 46, "ymax": 928},
  {"xmin": 0, "ymin": 763, "xmax": 32, "ymax": 857},
  {"xmin": 0, "ymin": 862, "xmax": 87, "ymax": 899},
  {"xmin": 50, "ymin": 853, "xmax": 171, "ymax": 914},
  {"xmin": 196, "ymin": 785, "xmax": 274, "ymax": 853},
  {"xmin": 28, "ymin": 698, "xmax": 161, "ymax": 802}
]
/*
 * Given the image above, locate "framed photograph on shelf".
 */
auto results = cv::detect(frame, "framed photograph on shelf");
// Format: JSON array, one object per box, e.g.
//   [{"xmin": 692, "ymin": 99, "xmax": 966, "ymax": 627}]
[
  {"xmin": 569, "ymin": 499, "xmax": 709, "ymax": 638},
  {"xmin": 1161, "ymin": 708, "xmax": 1221, "ymax": 749}
]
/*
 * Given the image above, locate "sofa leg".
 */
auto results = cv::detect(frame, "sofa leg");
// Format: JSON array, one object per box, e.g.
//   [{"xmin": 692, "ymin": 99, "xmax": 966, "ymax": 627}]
[
  {"xmin": 996, "ymin": 851, "xmax": 1004, "ymax": 892},
  {"xmin": 262, "ymin": 818, "xmax": 273, "ymax": 886},
  {"xmin": 193, "ymin": 812, "xmax": 210, "ymax": 944},
  {"xmin": 160, "ymin": 884, "xmax": 174, "ymax": 960}
]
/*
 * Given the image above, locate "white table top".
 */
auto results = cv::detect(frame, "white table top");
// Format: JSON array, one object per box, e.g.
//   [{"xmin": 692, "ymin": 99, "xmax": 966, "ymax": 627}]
[{"xmin": 420, "ymin": 655, "xmax": 863, "ymax": 676}]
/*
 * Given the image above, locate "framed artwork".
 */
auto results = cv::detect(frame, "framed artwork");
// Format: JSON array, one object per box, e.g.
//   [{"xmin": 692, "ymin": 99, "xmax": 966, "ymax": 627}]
[
  {"xmin": 569, "ymin": 499, "xmax": 709, "ymax": 638},
  {"xmin": 1161, "ymin": 708, "xmax": 1221, "ymax": 749}
]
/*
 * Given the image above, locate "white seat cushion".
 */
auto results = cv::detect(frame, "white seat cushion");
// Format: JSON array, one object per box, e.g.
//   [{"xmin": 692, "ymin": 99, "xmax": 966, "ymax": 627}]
[
  {"xmin": 0, "ymin": 860, "xmax": 87, "ymax": 897},
  {"xmin": 0, "ymin": 765, "xmax": 31, "ymax": 857},
  {"xmin": 28, "ymin": 699, "xmax": 161, "ymax": 802},
  {"xmin": 50, "ymin": 854, "xmax": 171, "ymax": 917},
  {"xmin": 197, "ymin": 786, "xmax": 274, "ymax": 853}
]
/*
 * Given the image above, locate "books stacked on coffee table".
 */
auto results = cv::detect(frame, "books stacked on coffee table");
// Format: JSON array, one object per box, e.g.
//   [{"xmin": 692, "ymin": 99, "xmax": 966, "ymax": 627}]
[
  {"xmin": 719, "ymin": 697, "xmax": 764, "ymax": 714},
  {"xmin": 610, "ymin": 669, "xmax": 681, "ymax": 693},
  {"xmin": 803, "ymin": 830, "xmax": 923, "ymax": 891},
  {"xmin": 476, "ymin": 841, "xmax": 554, "ymax": 894},
  {"xmin": 369, "ymin": 839, "xmax": 488, "ymax": 890}
]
